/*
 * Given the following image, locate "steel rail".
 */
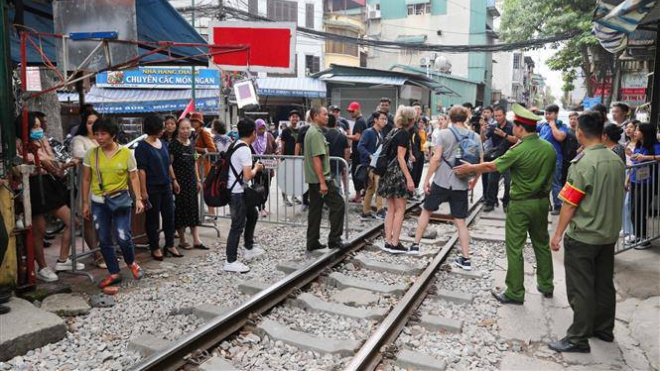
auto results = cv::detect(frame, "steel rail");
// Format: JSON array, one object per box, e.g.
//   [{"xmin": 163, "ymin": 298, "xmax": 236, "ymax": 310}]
[
  {"xmin": 345, "ymin": 201, "xmax": 483, "ymax": 371},
  {"xmin": 131, "ymin": 202, "xmax": 422, "ymax": 371}
]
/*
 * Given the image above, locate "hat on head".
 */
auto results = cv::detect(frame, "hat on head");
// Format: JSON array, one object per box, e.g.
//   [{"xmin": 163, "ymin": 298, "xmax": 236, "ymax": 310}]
[
  {"xmin": 289, "ymin": 109, "xmax": 301, "ymax": 118},
  {"xmin": 329, "ymin": 105, "xmax": 340, "ymax": 111},
  {"xmin": 189, "ymin": 112, "xmax": 204, "ymax": 124},
  {"xmin": 347, "ymin": 102, "xmax": 361, "ymax": 112},
  {"xmin": 512, "ymin": 103, "xmax": 541, "ymax": 126}
]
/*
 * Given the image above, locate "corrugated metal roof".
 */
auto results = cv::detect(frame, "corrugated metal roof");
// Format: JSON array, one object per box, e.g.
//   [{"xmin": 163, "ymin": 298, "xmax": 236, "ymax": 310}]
[
  {"xmin": 320, "ymin": 75, "xmax": 408, "ymax": 86},
  {"xmin": 85, "ymin": 86, "xmax": 218, "ymax": 104},
  {"xmin": 256, "ymin": 77, "xmax": 327, "ymax": 98}
]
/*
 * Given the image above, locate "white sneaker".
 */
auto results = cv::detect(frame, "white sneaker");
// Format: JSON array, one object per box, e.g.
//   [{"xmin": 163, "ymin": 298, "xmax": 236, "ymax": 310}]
[
  {"xmin": 624, "ymin": 235, "xmax": 637, "ymax": 245},
  {"xmin": 54, "ymin": 258, "xmax": 85, "ymax": 272},
  {"xmin": 223, "ymin": 260, "xmax": 250, "ymax": 273},
  {"xmin": 37, "ymin": 267, "xmax": 59, "ymax": 282},
  {"xmin": 243, "ymin": 247, "xmax": 265, "ymax": 261}
]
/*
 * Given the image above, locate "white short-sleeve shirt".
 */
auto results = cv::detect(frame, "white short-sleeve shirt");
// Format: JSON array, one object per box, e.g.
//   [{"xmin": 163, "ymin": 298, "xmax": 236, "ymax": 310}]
[{"xmin": 228, "ymin": 140, "xmax": 252, "ymax": 194}]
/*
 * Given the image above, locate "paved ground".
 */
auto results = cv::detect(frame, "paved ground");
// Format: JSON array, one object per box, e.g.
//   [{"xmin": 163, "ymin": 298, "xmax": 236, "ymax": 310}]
[
  {"xmin": 17, "ymin": 182, "xmax": 660, "ymax": 370},
  {"xmin": 480, "ymin": 207, "xmax": 660, "ymax": 371}
]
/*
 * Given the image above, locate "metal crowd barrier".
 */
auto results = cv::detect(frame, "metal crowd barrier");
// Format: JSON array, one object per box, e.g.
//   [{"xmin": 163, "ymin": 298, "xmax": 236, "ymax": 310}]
[
  {"xmin": 617, "ymin": 160, "xmax": 660, "ymax": 253},
  {"xmin": 198, "ymin": 153, "xmax": 351, "ymax": 241}
]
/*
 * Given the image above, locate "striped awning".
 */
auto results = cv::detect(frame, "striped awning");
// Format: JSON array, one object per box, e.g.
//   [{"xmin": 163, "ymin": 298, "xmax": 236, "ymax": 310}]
[{"xmin": 592, "ymin": 0, "xmax": 658, "ymax": 53}]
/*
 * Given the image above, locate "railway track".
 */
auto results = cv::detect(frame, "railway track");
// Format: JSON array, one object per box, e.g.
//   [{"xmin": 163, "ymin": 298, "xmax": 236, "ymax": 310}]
[{"xmin": 131, "ymin": 198, "xmax": 483, "ymax": 371}]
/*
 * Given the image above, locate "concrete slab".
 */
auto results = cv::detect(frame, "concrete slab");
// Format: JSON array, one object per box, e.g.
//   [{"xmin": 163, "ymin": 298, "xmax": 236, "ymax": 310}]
[
  {"xmin": 330, "ymin": 287, "xmax": 380, "ymax": 307},
  {"xmin": 290, "ymin": 293, "xmax": 387, "ymax": 320},
  {"xmin": 40, "ymin": 293, "xmax": 90, "ymax": 316},
  {"xmin": 496, "ymin": 293, "xmax": 547, "ymax": 342},
  {"xmin": 0, "ymin": 297, "xmax": 67, "ymax": 361},
  {"xmin": 276, "ymin": 261, "xmax": 308, "ymax": 275},
  {"xmin": 560, "ymin": 338, "xmax": 624, "ymax": 368},
  {"xmin": 433, "ymin": 289, "xmax": 474, "ymax": 305},
  {"xmin": 547, "ymin": 306, "xmax": 573, "ymax": 341},
  {"xmin": 256, "ymin": 319, "xmax": 359, "ymax": 357},
  {"xmin": 615, "ymin": 297, "xmax": 640, "ymax": 324},
  {"xmin": 198, "ymin": 356, "xmax": 238, "ymax": 371},
  {"xmin": 614, "ymin": 319, "xmax": 654, "ymax": 371},
  {"xmin": 325, "ymin": 272, "xmax": 407, "ymax": 296},
  {"xmin": 419, "ymin": 314, "xmax": 462, "ymax": 333},
  {"xmin": 629, "ymin": 296, "xmax": 660, "ymax": 370},
  {"xmin": 396, "ymin": 349, "xmax": 447, "ymax": 371},
  {"xmin": 353, "ymin": 254, "xmax": 425, "ymax": 275},
  {"xmin": 498, "ymin": 353, "xmax": 563, "ymax": 371},
  {"xmin": 192, "ymin": 304, "xmax": 232, "ymax": 322},
  {"xmin": 613, "ymin": 248, "xmax": 660, "ymax": 298},
  {"xmin": 127, "ymin": 334, "xmax": 172, "ymax": 357},
  {"xmin": 237, "ymin": 280, "xmax": 269, "ymax": 296},
  {"xmin": 449, "ymin": 267, "xmax": 483, "ymax": 279}
]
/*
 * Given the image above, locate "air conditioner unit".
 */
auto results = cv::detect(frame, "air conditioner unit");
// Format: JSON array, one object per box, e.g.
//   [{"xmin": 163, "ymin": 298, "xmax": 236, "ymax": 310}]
[
  {"xmin": 368, "ymin": 10, "xmax": 381, "ymax": 19},
  {"xmin": 419, "ymin": 57, "xmax": 429, "ymax": 67}
]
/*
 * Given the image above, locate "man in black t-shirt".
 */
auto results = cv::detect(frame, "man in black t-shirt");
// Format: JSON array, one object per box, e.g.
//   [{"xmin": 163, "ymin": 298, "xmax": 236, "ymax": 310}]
[
  {"xmin": 279, "ymin": 110, "xmax": 301, "ymax": 206},
  {"xmin": 330, "ymin": 105, "xmax": 351, "ymax": 135},
  {"xmin": 280, "ymin": 110, "xmax": 300, "ymax": 156},
  {"xmin": 347, "ymin": 101, "xmax": 367, "ymax": 203},
  {"xmin": 367, "ymin": 97, "xmax": 395, "ymax": 137},
  {"xmin": 325, "ymin": 115, "xmax": 350, "ymax": 195}
]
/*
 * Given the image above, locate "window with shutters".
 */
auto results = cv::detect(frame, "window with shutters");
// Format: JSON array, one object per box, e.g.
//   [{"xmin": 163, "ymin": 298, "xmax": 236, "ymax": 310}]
[
  {"xmin": 325, "ymin": 27, "xmax": 358, "ymax": 56},
  {"xmin": 305, "ymin": 55, "xmax": 320, "ymax": 75},
  {"xmin": 306, "ymin": 3, "xmax": 314, "ymax": 28},
  {"xmin": 248, "ymin": 0, "xmax": 258, "ymax": 15},
  {"xmin": 268, "ymin": 0, "xmax": 298, "ymax": 23},
  {"xmin": 513, "ymin": 53, "xmax": 521, "ymax": 69}
]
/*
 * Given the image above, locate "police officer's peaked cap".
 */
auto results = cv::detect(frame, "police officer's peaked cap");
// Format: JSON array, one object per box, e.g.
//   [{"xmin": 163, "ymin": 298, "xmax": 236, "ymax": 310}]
[{"xmin": 512, "ymin": 103, "xmax": 542, "ymax": 126}]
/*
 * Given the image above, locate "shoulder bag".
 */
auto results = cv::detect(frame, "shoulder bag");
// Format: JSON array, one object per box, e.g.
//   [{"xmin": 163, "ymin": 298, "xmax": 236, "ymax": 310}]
[{"xmin": 96, "ymin": 147, "xmax": 133, "ymax": 212}]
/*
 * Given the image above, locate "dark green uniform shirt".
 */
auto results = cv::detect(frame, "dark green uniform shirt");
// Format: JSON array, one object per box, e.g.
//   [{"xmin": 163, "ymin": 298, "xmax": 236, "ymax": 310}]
[
  {"xmin": 304, "ymin": 124, "xmax": 330, "ymax": 184},
  {"xmin": 562, "ymin": 144, "xmax": 625, "ymax": 245},
  {"xmin": 494, "ymin": 134, "xmax": 556, "ymax": 200}
]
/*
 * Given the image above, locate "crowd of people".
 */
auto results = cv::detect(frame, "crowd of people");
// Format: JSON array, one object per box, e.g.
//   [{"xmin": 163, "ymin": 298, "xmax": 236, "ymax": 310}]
[{"xmin": 13, "ymin": 99, "xmax": 653, "ymax": 301}]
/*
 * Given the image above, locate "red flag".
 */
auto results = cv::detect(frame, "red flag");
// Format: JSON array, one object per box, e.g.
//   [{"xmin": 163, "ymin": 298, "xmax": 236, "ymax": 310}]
[{"xmin": 179, "ymin": 99, "xmax": 195, "ymax": 120}]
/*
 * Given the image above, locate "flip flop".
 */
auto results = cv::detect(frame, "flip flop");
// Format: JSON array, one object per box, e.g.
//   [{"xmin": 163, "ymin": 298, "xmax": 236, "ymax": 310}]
[
  {"xmin": 178, "ymin": 243, "xmax": 193, "ymax": 250},
  {"xmin": 193, "ymin": 244, "xmax": 210, "ymax": 250}
]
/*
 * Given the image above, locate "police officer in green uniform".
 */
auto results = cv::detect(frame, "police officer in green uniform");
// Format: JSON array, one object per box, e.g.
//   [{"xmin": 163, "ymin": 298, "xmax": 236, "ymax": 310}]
[
  {"xmin": 304, "ymin": 106, "xmax": 345, "ymax": 252},
  {"xmin": 455, "ymin": 104, "xmax": 556, "ymax": 304},
  {"xmin": 548, "ymin": 113, "xmax": 625, "ymax": 353}
]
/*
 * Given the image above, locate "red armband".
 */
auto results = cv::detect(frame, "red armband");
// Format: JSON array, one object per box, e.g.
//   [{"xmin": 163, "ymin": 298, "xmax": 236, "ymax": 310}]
[{"xmin": 559, "ymin": 183, "xmax": 586, "ymax": 206}]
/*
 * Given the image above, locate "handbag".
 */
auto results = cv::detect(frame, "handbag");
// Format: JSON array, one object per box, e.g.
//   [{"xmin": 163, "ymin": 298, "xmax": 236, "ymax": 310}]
[
  {"xmin": 95, "ymin": 147, "xmax": 133, "ymax": 212},
  {"xmin": 243, "ymin": 183, "xmax": 267, "ymax": 208}
]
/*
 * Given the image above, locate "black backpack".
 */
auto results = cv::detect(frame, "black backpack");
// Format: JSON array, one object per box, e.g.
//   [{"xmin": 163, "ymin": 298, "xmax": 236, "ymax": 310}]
[
  {"xmin": 203, "ymin": 142, "xmax": 247, "ymax": 207},
  {"xmin": 373, "ymin": 129, "xmax": 401, "ymax": 176}
]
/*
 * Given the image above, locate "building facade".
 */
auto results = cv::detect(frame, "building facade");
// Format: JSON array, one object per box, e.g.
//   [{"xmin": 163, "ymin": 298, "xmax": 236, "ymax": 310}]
[
  {"xmin": 364, "ymin": 0, "xmax": 497, "ymax": 109},
  {"xmin": 323, "ymin": 0, "xmax": 367, "ymax": 68}
]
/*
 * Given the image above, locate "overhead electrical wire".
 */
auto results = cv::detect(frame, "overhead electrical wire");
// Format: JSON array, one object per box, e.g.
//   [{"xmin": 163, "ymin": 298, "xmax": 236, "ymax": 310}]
[{"xmin": 220, "ymin": 6, "xmax": 582, "ymax": 54}]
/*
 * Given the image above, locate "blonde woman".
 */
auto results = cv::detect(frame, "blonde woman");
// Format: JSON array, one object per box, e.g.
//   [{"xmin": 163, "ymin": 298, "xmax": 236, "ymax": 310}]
[{"xmin": 378, "ymin": 105, "xmax": 416, "ymax": 253}]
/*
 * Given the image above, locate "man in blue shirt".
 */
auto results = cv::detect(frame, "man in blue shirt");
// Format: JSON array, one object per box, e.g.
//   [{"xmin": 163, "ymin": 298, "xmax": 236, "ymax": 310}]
[{"xmin": 536, "ymin": 104, "xmax": 567, "ymax": 215}]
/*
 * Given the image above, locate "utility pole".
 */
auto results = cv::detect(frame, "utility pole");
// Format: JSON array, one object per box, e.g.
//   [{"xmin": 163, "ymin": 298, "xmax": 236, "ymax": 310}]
[
  {"xmin": 191, "ymin": 0, "xmax": 196, "ymax": 113},
  {"xmin": 0, "ymin": 0, "xmax": 15, "ymax": 169}
]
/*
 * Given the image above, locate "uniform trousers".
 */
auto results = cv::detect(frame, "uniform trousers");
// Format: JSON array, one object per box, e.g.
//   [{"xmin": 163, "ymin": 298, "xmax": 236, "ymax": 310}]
[
  {"xmin": 307, "ymin": 182, "xmax": 344, "ymax": 250},
  {"xmin": 504, "ymin": 198, "xmax": 554, "ymax": 302},
  {"xmin": 563, "ymin": 235, "xmax": 616, "ymax": 347}
]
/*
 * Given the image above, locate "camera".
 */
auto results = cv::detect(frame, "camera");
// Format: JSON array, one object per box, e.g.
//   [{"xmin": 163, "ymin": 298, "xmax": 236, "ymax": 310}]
[{"xmin": 469, "ymin": 107, "xmax": 482, "ymax": 134}]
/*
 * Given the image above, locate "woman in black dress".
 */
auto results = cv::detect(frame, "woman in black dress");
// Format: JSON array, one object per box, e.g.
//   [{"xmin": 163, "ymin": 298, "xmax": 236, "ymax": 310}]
[{"xmin": 170, "ymin": 118, "xmax": 207, "ymax": 250}]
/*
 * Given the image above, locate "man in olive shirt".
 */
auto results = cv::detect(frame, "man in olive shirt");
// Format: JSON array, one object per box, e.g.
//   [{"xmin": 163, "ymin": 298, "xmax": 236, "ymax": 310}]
[
  {"xmin": 455, "ymin": 104, "xmax": 556, "ymax": 305},
  {"xmin": 304, "ymin": 106, "xmax": 345, "ymax": 252},
  {"xmin": 548, "ymin": 113, "xmax": 625, "ymax": 353}
]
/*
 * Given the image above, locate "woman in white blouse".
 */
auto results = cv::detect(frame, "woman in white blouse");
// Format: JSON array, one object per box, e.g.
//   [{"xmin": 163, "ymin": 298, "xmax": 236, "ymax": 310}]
[{"xmin": 71, "ymin": 111, "xmax": 105, "ymax": 267}]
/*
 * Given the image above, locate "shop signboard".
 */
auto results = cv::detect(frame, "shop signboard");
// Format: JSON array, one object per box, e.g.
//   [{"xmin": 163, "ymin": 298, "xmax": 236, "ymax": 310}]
[
  {"xmin": 96, "ymin": 67, "xmax": 220, "ymax": 89},
  {"xmin": 620, "ymin": 71, "xmax": 648, "ymax": 106}
]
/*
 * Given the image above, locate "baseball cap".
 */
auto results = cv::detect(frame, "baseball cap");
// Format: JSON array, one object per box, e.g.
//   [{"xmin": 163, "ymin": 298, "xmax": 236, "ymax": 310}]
[
  {"xmin": 329, "ymin": 105, "xmax": 340, "ymax": 111},
  {"xmin": 347, "ymin": 102, "xmax": 361, "ymax": 112}
]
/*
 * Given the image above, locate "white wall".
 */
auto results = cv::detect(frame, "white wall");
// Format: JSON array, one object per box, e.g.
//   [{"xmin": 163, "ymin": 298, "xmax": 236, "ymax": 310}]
[
  {"xmin": 366, "ymin": 1, "xmax": 471, "ymax": 77},
  {"xmin": 492, "ymin": 51, "xmax": 513, "ymax": 99}
]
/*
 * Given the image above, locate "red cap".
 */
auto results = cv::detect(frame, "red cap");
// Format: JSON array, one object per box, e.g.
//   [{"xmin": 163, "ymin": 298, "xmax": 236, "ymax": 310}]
[{"xmin": 347, "ymin": 102, "xmax": 361, "ymax": 112}]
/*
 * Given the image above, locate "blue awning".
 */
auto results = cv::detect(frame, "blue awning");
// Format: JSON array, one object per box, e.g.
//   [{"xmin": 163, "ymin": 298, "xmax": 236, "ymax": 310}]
[
  {"xmin": 8, "ymin": 0, "xmax": 207, "ymax": 65},
  {"xmin": 256, "ymin": 77, "xmax": 327, "ymax": 98},
  {"xmin": 82, "ymin": 86, "xmax": 218, "ymax": 114},
  {"xmin": 592, "ymin": 0, "xmax": 658, "ymax": 53}
]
